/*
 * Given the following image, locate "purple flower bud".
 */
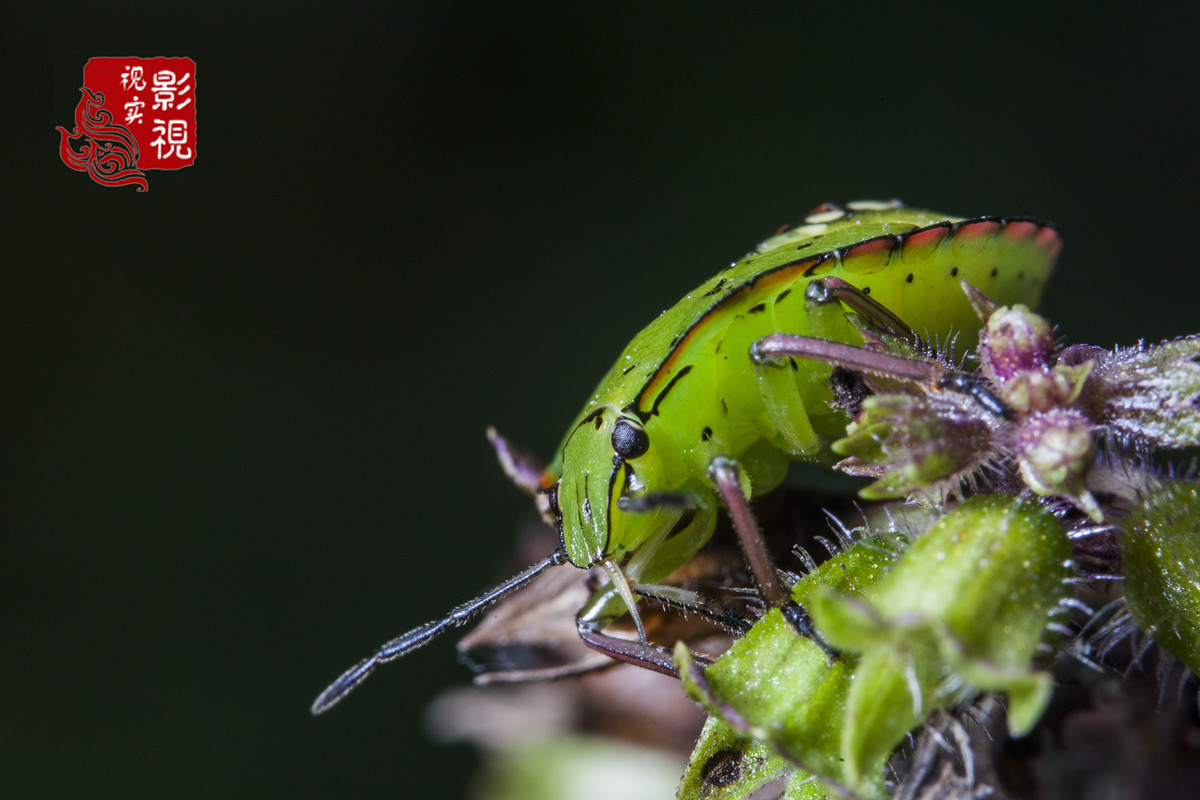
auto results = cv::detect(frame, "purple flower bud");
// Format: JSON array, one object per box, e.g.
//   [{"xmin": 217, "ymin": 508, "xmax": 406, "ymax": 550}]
[
  {"xmin": 1016, "ymin": 408, "xmax": 1101, "ymax": 520},
  {"xmin": 980, "ymin": 305, "xmax": 1055, "ymax": 385}
]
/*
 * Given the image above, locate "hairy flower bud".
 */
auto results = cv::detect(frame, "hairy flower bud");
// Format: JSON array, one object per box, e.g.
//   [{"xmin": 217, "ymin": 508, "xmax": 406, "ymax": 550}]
[
  {"xmin": 1078, "ymin": 335, "xmax": 1200, "ymax": 449},
  {"xmin": 1016, "ymin": 408, "xmax": 1100, "ymax": 520},
  {"xmin": 833, "ymin": 393, "xmax": 997, "ymax": 501},
  {"xmin": 979, "ymin": 304, "xmax": 1055, "ymax": 386}
]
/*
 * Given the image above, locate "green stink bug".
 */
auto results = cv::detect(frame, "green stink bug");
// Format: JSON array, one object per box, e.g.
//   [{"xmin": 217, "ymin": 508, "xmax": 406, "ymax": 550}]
[{"xmin": 312, "ymin": 201, "xmax": 1059, "ymax": 713}]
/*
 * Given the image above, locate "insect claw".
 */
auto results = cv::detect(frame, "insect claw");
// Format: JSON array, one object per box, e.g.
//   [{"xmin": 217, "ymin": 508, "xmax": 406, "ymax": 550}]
[
  {"xmin": 783, "ymin": 603, "xmax": 839, "ymax": 659},
  {"xmin": 936, "ymin": 372, "xmax": 1014, "ymax": 419}
]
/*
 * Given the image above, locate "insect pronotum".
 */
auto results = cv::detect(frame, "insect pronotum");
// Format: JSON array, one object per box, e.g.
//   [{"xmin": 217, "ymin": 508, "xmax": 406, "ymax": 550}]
[{"xmin": 312, "ymin": 200, "xmax": 1059, "ymax": 713}]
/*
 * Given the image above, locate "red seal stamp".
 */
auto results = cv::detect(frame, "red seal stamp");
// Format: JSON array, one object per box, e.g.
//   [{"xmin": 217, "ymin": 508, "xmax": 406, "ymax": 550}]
[{"xmin": 57, "ymin": 57, "xmax": 197, "ymax": 191}]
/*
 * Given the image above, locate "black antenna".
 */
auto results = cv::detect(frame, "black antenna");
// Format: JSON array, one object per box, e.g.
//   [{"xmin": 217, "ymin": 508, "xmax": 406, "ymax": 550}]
[{"xmin": 311, "ymin": 549, "xmax": 569, "ymax": 714}]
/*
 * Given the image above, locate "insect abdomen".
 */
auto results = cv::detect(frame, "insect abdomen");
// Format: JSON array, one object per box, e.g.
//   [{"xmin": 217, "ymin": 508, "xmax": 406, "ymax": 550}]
[{"xmin": 633, "ymin": 211, "xmax": 1060, "ymax": 495}]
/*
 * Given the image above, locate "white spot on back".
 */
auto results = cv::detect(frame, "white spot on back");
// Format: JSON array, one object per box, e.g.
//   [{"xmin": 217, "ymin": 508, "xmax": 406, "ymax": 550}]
[
  {"xmin": 804, "ymin": 208, "xmax": 847, "ymax": 224},
  {"xmin": 846, "ymin": 199, "xmax": 903, "ymax": 211}
]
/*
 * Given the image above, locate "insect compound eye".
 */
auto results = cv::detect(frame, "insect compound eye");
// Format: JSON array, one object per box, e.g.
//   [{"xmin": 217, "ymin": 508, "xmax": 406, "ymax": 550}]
[{"xmin": 611, "ymin": 418, "xmax": 650, "ymax": 460}]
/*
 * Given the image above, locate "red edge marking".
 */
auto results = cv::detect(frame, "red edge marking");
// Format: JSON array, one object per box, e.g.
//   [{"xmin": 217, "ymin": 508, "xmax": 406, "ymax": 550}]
[
  {"xmin": 840, "ymin": 235, "xmax": 897, "ymax": 268},
  {"xmin": 843, "ymin": 235, "xmax": 896, "ymax": 260},
  {"xmin": 955, "ymin": 219, "xmax": 1002, "ymax": 238},
  {"xmin": 1034, "ymin": 225, "xmax": 1062, "ymax": 259},
  {"xmin": 1001, "ymin": 220, "xmax": 1040, "ymax": 240},
  {"xmin": 903, "ymin": 223, "xmax": 950, "ymax": 252},
  {"xmin": 634, "ymin": 215, "xmax": 1059, "ymax": 411}
]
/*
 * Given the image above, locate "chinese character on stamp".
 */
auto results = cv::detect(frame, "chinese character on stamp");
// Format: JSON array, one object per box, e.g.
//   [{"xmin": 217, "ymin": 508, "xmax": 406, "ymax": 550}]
[{"xmin": 57, "ymin": 57, "xmax": 197, "ymax": 191}]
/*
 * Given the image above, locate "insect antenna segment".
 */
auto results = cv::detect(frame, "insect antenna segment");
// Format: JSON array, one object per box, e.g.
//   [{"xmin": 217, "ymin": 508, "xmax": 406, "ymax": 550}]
[{"xmin": 311, "ymin": 549, "xmax": 569, "ymax": 714}]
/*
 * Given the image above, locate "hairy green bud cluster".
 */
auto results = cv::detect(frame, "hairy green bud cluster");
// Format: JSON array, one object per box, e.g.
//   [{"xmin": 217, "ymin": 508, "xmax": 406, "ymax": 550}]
[
  {"xmin": 675, "ymin": 497, "xmax": 1069, "ymax": 799},
  {"xmin": 832, "ymin": 284, "xmax": 1200, "ymax": 521}
]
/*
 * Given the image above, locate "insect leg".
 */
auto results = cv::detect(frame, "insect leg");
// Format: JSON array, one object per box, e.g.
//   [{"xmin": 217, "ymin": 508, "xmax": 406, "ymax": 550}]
[
  {"xmin": 748, "ymin": 279, "xmax": 917, "ymax": 456},
  {"xmin": 804, "ymin": 275, "xmax": 921, "ymax": 344},
  {"xmin": 575, "ymin": 587, "xmax": 723, "ymax": 677},
  {"xmin": 613, "ymin": 502, "xmax": 747, "ymax": 649},
  {"xmin": 575, "ymin": 541, "xmax": 735, "ymax": 677},
  {"xmin": 749, "ymin": 340, "xmax": 823, "ymax": 456},
  {"xmin": 753, "ymin": 335, "xmax": 1014, "ymax": 419},
  {"xmin": 573, "ymin": 583, "xmax": 687, "ymax": 675},
  {"xmin": 708, "ymin": 456, "xmax": 789, "ymax": 608},
  {"xmin": 634, "ymin": 583, "xmax": 755, "ymax": 635},
  {"xmin": 752, "ymin": 279, "xmax": 925, "ymax": 448},
  {"xmin": 574, "ymin": 617, "xmax": 703, "ymax": 676},
  {"xmin": 311, "ymin": 548, "xmax": 569, "ymax": 714},
  {"xmin": 752, "ymin": 334, "xmax": 942, "ymax": 383},
  {"xmin": 709, "ymin": 458, "xmax": 843, "ymax": 653},
  {"xmin": 624, "ymin": 502, "xmax": 716, "ymax": 586},
  {"xmin": 601, "ymin": 558, "xmax": 648, "ymax": 645},
  {"xmin": 616, "ymin": 491, "xmax": 697, "ymax": 513}
]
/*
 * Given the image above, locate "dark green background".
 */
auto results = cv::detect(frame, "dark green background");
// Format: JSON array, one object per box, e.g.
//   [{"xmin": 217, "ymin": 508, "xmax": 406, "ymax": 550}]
[{"xmin": 5, "ymin": 4, "xmax": 1199, "ymax": 798}]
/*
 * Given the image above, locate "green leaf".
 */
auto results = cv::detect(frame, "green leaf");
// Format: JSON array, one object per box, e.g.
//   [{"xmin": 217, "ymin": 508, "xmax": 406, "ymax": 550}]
[
  {"xmin": 677, "ymin": 538, "xmax": 896, "ymax": 799},
  {"xmin": 676, "ymin": 715, "xmax": 792, "ymax": 800},
  {"xmin": 810, "ymin": 495, "xmax": 1070, "ymax": 777},
  {"xmin": 1122, "ymin": 479, "xmax": 1200, "ymax": 673}
]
